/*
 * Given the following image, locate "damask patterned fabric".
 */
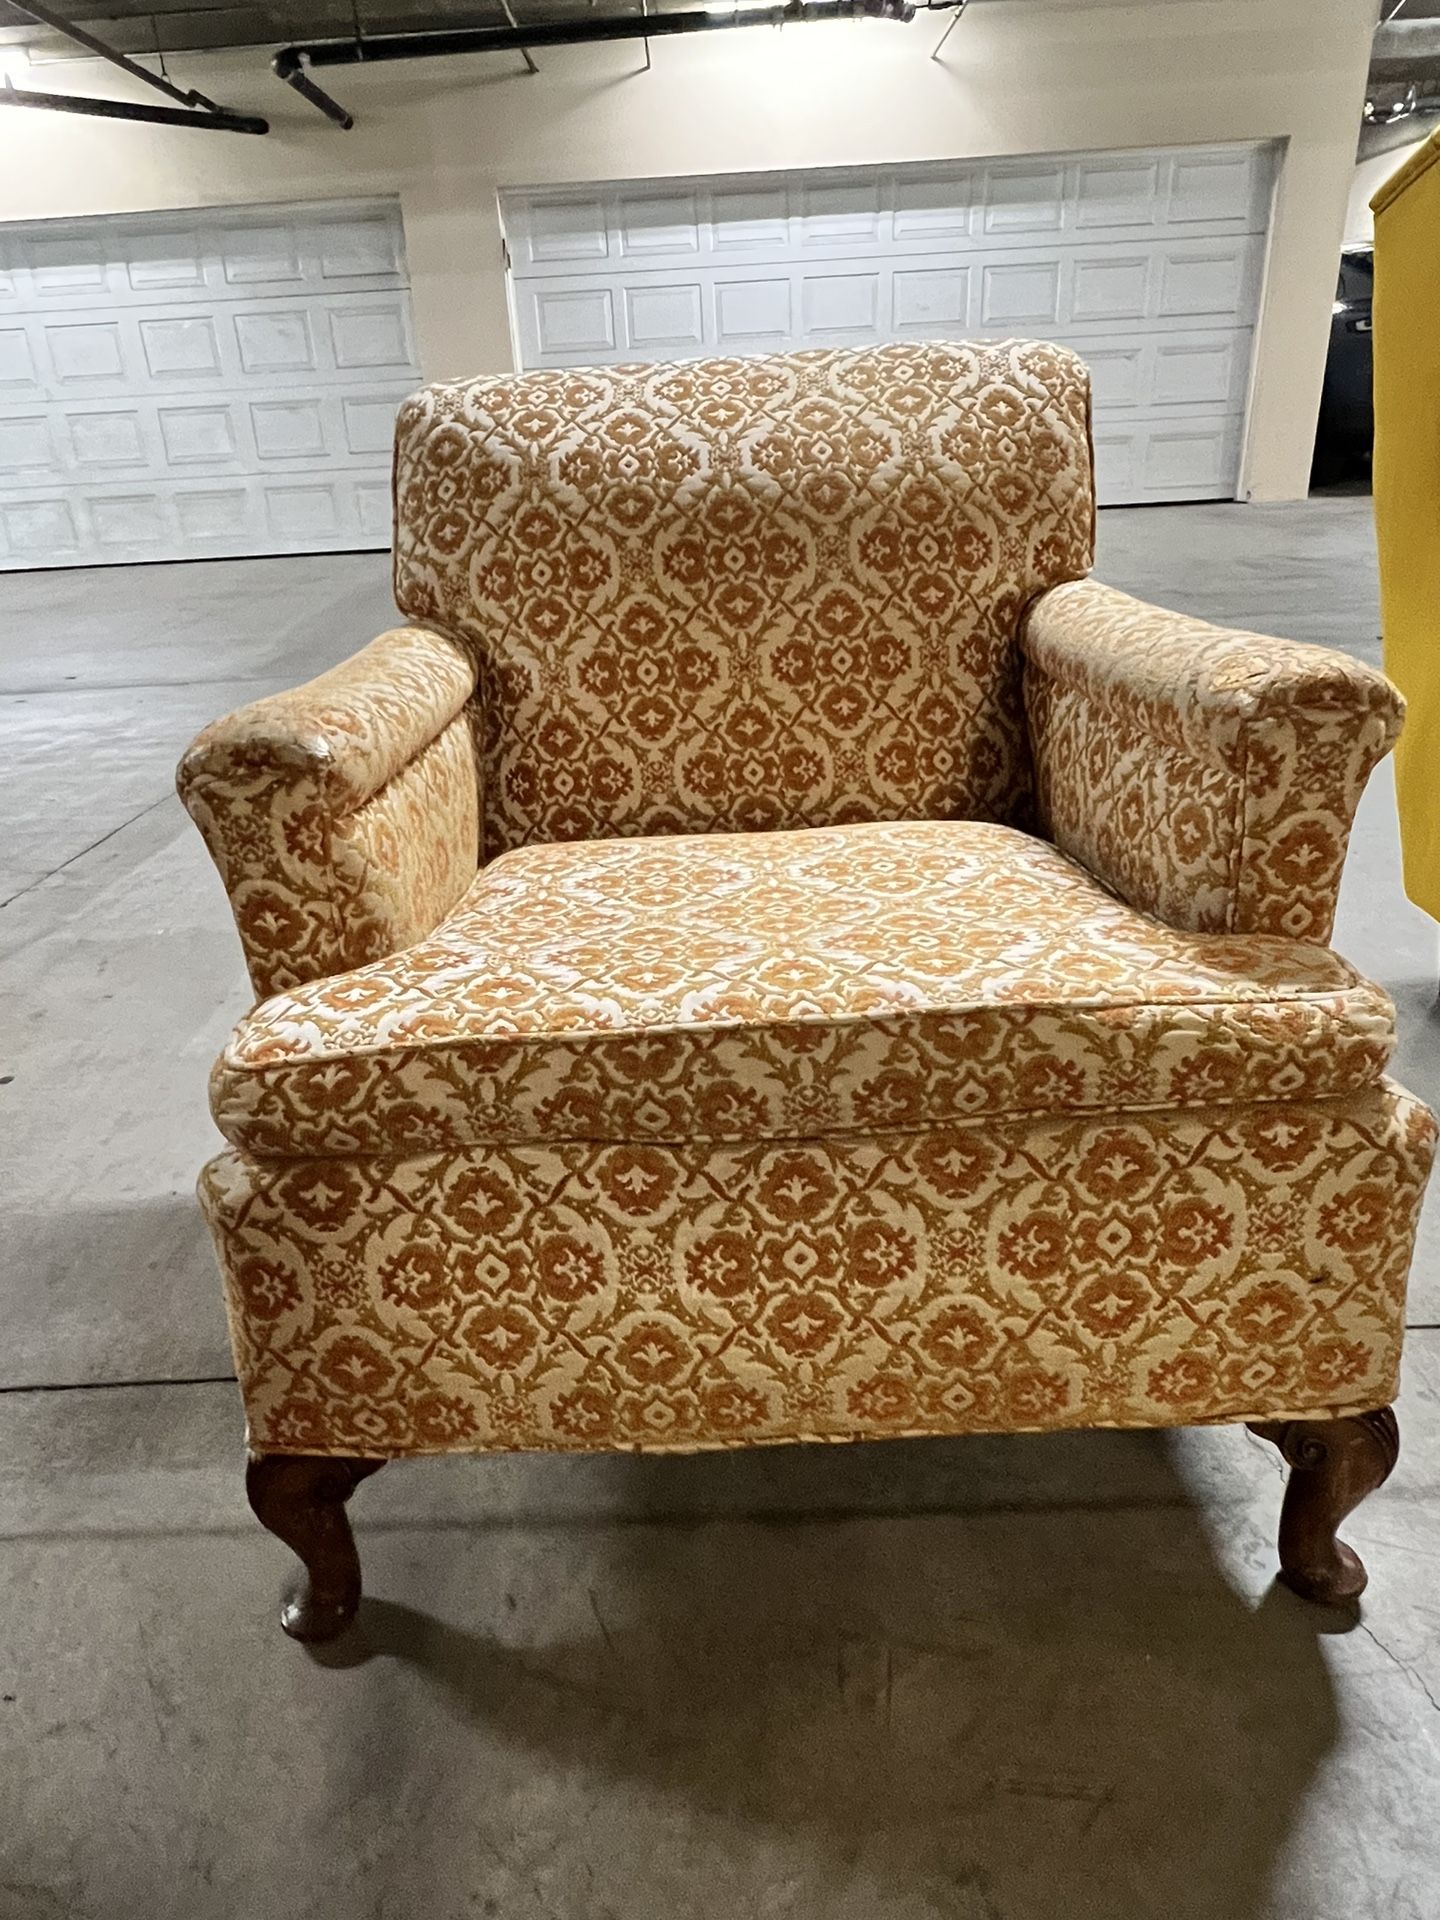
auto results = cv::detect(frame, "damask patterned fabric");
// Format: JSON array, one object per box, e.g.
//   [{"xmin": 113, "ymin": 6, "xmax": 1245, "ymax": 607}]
[
  {"xmin": 392, "ymin": 339, "xmax": 1095, "ymax": 856},
  {"xmin": 1023, "ymin": 580, "xmax": 1404, "ymax": 942},
  {"xmin": 178, "ymin": 337, "xmax": 1434, "ymax": 1466},
  {"xmin": 200, "ymin": 1082, "xmax": 1436, "ymax": 1457},
  {"xmin": 178, "ymin": 626, "xmax": 481, "ymax": 999},
  {"xmin": 212, "ymin": 821, "xmax": 1395, "ymax": 1160}
]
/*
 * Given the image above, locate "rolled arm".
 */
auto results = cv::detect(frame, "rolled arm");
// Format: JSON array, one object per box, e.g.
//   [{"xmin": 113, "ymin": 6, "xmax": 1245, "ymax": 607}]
[
  {"xmin": 178, "ymin": 625, "xmax": 481, "ymax": 1001},
  {"xmin": 1021, "ymin": 580, "xmax": 1403, "ymax": 941}
]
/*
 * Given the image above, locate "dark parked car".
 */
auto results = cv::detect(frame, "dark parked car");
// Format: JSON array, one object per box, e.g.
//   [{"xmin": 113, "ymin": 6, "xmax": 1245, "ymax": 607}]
[{"xmin": 1312, "ymin": 246, "xmax": 1374, "ymax": 484}]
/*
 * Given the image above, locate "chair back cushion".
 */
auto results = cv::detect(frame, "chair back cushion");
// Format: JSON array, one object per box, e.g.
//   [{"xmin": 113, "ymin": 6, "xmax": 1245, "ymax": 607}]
[{"xmin": 392, "ymin": 339, "xmax": 1094, "ymax": 858}]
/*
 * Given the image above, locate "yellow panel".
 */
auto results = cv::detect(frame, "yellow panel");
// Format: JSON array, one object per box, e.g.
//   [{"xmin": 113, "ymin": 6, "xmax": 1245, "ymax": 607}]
[{"xmin": 1372, "ymin": 127, "xmax": 1440, "ymax": 921}]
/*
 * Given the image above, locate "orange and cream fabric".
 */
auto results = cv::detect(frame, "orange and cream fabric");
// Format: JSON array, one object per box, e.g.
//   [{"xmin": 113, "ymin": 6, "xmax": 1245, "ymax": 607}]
[
  {"xmin": 391, "ymin": 339, "xmax": 1095, "ymax": 855},
  {"xmin": 180, "ymin": 341, "xmax": 1432, "ymax": 1548},
  {"xmin": 212, "ymin": 822, "xmax": 1394, "ymax": 1160},
  {"xmin": 202, "ymin": 1085, "xmax": 1431, "ymax": 1460},
  {"xmin": 180, "ymin": 625, "xmax": 481, "ymax": 999},
  {"xmin": 1024, "ymin": 581, "xmax": 1402, "ymax": 942}
]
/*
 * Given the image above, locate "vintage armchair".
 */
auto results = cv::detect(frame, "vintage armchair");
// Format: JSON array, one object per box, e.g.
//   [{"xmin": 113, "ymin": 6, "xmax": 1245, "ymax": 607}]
[{"xmin": 179, "ymin": 340, "xmax": 1434, "ymax": 1641}]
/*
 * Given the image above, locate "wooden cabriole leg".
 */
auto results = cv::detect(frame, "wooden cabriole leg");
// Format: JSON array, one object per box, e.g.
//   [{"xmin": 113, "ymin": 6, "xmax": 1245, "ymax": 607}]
[
  {"xmin": 1247, "ymin": 1409, "xmax": 1399, "ymax": 1604},
  {"xmin": 246, "ymin": 1453, "xmax": 386, "ymax": 1643}
]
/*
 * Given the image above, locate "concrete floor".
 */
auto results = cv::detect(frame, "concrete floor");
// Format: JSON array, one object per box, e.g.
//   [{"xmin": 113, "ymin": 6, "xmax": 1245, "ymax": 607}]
[{"xmin": 2, "ymin": 499, "xmax": 1439, "ymax": 1919}]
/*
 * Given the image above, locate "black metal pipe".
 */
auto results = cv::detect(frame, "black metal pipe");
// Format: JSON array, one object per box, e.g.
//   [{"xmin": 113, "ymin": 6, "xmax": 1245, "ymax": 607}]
[
  {"xmin": 7, "ymin": 0, "xmax": 224, "ymax": 112},
  {"xmin": 272, "ymin": 50, "xmax": 355, "ymax": 128},
  {"xmin": 274, "ymin": 0, "xmax": 914, "ymax": 123},
  {"xmin": 307, "ymin": 0, "xmax": 912, "ymax": 63},
  {"xmin": 0, "ymin": 85, "xmax": 269, "ymax": 132}
]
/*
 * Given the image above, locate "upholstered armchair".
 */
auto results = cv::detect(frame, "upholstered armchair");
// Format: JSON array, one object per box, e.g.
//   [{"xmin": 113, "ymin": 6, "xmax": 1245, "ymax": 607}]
[{"xmin": 179, "ymin": 341, "xmax": 1434, "ymax": 1642}]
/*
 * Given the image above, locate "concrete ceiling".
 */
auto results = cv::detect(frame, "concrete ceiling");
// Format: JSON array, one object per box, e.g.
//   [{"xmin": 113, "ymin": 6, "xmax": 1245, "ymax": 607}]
[
  {"xmin": 0, "ymin": 0, "xmax": 666, "ymax": 62},
  {"xmin": 0, "ymin": 0, "xmax": 1436, "ymax": 88},
  {"xmin": 0, "ymin": 0, "xmax": 1236, "ymax": 62}
]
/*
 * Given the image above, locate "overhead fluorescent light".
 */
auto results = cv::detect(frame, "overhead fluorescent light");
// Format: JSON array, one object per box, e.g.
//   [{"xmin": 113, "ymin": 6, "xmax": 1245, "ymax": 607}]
[{"xmin": 0, "ymin": 46, "xmax": 30, "ymax": 86}]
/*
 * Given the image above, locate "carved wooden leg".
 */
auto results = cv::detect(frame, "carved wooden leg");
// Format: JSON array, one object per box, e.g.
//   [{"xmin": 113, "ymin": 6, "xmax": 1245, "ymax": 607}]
[
  {"xmin": 1247, "ymin": 1409, "xmax": 1399, "ymax": 1604},
  {"xmin": 246, "ymin": 1453, "xmax": 386, "ymax": 1643}
]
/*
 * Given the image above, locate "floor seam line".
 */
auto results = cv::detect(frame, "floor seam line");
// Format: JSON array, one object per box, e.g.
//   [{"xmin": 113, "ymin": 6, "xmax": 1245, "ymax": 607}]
[
  {"xmin": 0, "ymin": 792, "xmax": 173, "ymax": 910},
  {"xmin": 0, "ymin": 1373, "xmax": 238, "ymax": 1396}
]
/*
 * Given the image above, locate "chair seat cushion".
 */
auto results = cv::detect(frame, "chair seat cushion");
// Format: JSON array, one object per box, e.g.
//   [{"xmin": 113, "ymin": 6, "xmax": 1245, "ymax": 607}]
[{"xmin": 213, "ymin": 820, "xmax": 1394, "ymax": 1158}]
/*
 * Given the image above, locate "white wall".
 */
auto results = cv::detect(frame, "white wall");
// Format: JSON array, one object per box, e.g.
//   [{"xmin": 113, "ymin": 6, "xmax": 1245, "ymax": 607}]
[{"xmin": 0, "ymin": 0, "xmax": 1375, "ymax": 499}]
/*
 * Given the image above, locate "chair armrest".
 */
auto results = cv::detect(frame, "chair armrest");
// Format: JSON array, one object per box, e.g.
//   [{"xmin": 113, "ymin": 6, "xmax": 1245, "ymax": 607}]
[
  {"xmin": 177, "ymin": 625, "xmax": 481, "ymax": 1000},
  {"xmin": 1021, "ymin": 580, "xmax": 1403, "ymax": 940}
]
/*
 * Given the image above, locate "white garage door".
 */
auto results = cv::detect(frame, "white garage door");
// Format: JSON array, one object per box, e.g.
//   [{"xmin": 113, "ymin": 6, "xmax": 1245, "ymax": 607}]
[
  {"xmin": 0, "ymin": 199, "xmax": 420, "ymax": 570},
  {"xmin": 502, "ymin": 145, "xmax": 1275, "ymax": 507}
]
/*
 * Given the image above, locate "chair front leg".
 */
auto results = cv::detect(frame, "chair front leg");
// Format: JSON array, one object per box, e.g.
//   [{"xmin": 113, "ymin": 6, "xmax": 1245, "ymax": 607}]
[
  {"xmin": 246, "ymin": 1453, "xmax": 386, "ymax": 1642},
  {"xmin": 1247, "ymin": 1409, "xmax": 1398, "ymax": 1604}
]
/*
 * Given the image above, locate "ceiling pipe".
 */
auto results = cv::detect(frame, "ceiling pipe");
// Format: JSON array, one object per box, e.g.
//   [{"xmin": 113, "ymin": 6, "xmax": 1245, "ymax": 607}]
[
  {"xmin": 1373, "ymin": 17, "xmax": 1440, "ymax": 61},
  {"xmin": 272, "ymin": 49, "xmax": 354, "ymax": 127},
  {"xmin": 0, "ymin": 83, "xmax": 268, "ymax": 132},
  {"xmin": 2, "ymin": 0, "xmax": 268, "ymax": 131},
  {"xmin": 1359, "ymin": 105, "xmax": 1440, "ymax": 158},
  {"xmin": 1370, "ymin": 17, "xmax": 1440, "ymax": 84},
  {"xmin": 273, "ymin": 0, "xmax": 916, "ymax": 127}
]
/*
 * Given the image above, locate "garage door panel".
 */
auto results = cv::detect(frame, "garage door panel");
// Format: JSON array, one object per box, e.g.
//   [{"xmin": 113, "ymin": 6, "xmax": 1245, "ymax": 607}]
[
  {"xmin": 1, "ymin": 378, "xmax": 414, "ymax": 486},
  {"xmin": 1054, "ymin": 328, "xmax": 1251, "ymax": 415},
  {"xmin": 0, "ymin": 209, "xmax": 411, "ymax": 315},
  {"xmin": 46, "ymin": 317, "xmax": 129, "ymax": 388},
  {"xmin": 624, "ymin": 282, "xmax": 707, "ymax": 354},
  {"xmin": 342, "ymin": 391, "xmax": 411, "ymax": 456},
  {"xmin": 983, "ymin": 162, "xmax": 1067, "ymax": 236},
  {"xmin": 516, "ymin": 195, "xmax": 611, "ymax": 268},
  {"xmin": 519, "ymin": 236, "xmax": 1264, "ymax": 348},
  {"xmin": 532, "ymin": 285, "xmax": 618, "ymax": 357},
  {"xmin": 980, "ymin": 258, "xmax": 1061, "ymax": 328},
  {"xmin": 504, "ymin": 147, "xmax": 1272, "ymax": 506},
  {"xmin": 10, "ymin": 291, "xmax": 415, "ymax": 407},
  {"xmin": 1, "ymin": 326, "xmax": 47, "ymax": 394},
  {"xmin": 714, "ymin": 276, "xmax": 792, "ymax": 350},
  {"xmin": 1073, "ymin": 159, "xmax": 1162, "ymax": 230},
  {"xmin": 1150, "ymin": 334, "xmax": 1245, "ymax": 408},
  {"xmin": 1082, "ymin": 344, "xmax": 1146, "ymax": 410},
  {"xmin": 618, "ymin": 193, "xmax": 703, "ymax": 259},
  {"xmin": 1143, "ymin": 421, "xmax": 1243, "ymax": 492},
  {"xmin": 1059, "ymin": 236, "xmax": 1262, "ymax": 334},
  {"xmin": 355, "ymin": 480, "xmax": 393, "ymax": 538},
  {"xmin": 893, "ymin": 265, "xmax": 972, "ymax": 333},
  {"xmin": 123, "ymin": 226, "xmax": 208, "ymax": 296},
  {"xmin": 1094, "ymin": 416, "xmax": 1244, "ymax": 502},
  {"xmin": 509, "ymin": 146, "xmax": 1273, "ymax": 285},
  {"xmin": 3, "ymin": 495, "xmax": 81, "ymax": 561},
  {"xmin": 1070, "ymin": 253, "xmax": 1152, "ymax": 323},
  {"xmin": 175, "ymin": 487, "xmax": 249, "ymax": 544},
  {"xmin": 1165, "ymin": 149, "xmax": 1269, "ymax": 227},
  {"xmin": 139, "ymin": 313, "xmax": 226, "ymax": 386},
  {"xmin": 800, "ymin": 270, "xmax": 882, "ymax": 338},
  {"xmin": 0, "ymin": 413, "xmax": 56, "ymax": 477},
  {"xmin": 799, "ymin": 180, "xmax": 884, "ymax": 246},
  {"xmin": 707, "ymin": 187, "xmax": 788, "ymax": 252},
  {"xmin": 0, "ymin": 200, "xmax": 418, "ymax": 568},
  {"xmin": 315, "ymin": 214, "xmax": 407, "ymax": 282},
  {"xmin": 328, "ymin": 299, "xmax": 415, "ymax": 372},
  {"xmin": 66, "ymin": 407, "xmax": 152, "ymax": 475},
  {"xmin": 1156, "ymin": 239, "xmax": 1261, "ymax": 320},
  {"xmin": 0, "ymin": 468, "xmax": 393, "ymax": 569},
  {"xmin": 893, "ymin": 172, "xmax": 978, "ymax": 242}
]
